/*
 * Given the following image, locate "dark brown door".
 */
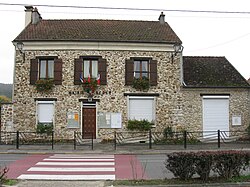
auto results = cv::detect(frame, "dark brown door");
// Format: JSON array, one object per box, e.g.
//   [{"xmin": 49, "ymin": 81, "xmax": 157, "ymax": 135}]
[{"xmin": 82, "ymin": 107, "xmax": 96, "ymax": 139}]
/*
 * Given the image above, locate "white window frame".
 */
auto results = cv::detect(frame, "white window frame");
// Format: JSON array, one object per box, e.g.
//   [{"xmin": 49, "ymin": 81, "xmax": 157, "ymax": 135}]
[
  {"xmin": 36, "ymin": 101, "xmax": 55, "ymax": 126},
  {"xmin": 127, "ymin": 96, "xmax": 156, "ymax": 124}
]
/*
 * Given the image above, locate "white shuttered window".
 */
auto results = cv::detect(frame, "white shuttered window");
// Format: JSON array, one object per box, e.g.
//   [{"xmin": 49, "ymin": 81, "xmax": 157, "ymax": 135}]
[
  {"xmin": 37, "ymin": 101, "xmax": 54, "ymax": 123},
  {"xmin": 128, "ymin": 97, "xmax": 155, "ymax": 122}
]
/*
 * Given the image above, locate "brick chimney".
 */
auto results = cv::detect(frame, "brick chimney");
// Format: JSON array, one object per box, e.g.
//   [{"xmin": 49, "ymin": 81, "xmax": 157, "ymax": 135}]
[
  {"xmin": 24, "ymin": 6, "xmax": 42, "ymax": 27},
  {"xmin": 25, "ymin": 6, "xmax": 33, "ymax": 27},
  {"xmin": 158, "ymin": 12, "xmax": 165, "ymax": 24},
  {"xmin": 32, "ymin": 7, "xmax": 42, "ymax": 25}
]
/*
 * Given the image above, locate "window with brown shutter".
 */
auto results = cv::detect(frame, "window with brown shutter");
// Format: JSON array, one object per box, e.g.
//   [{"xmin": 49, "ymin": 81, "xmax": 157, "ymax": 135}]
[
  {"xmin": 74, "ymin": 57, "xmax": 107, "ymax": 85},
  {"xmin": 150, "ymin": 60, "xmax": 157, "ymax": 86},
  {"xmin": 125, "ymin": 58, "xmax": 157, "ymax": 86},
  {"xmin": 30, "ymin": 57, "xmax": 62, "ymax": 85},
  {"xmin": 125, "ymin": 59, "xmax": 134, "ymax": 85},
  {"xmin": 54, "ymin": 59, "xmax": 63, "ymax": 85}
]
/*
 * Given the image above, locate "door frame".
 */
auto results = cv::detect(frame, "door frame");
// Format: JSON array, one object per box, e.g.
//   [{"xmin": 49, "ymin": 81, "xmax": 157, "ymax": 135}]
[{"xmin": 81, "ymin": 102, "xmax": 97, "ymax": 139}]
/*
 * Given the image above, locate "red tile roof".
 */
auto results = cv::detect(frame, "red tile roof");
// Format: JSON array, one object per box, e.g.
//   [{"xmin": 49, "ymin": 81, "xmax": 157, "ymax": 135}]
[
  {"xmin": 183, "ymin": 56, "xmax": 250, "ymax": 88},
  {"xmin": 14, "ymin": 19, "xmax": 181, "ymax": 44}
]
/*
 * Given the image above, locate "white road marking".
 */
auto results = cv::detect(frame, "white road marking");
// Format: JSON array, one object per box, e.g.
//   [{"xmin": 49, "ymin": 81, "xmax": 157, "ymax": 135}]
[
  {"xmin": 28, "ymin": 167, "xmax": 115, "ymax": 172},
  {"xmin": 17, "ymin": 174, "xmax": 116, "ymax": 180},
  {"xmin": 36, "ymin": 162, "xmax": 114, "ymax": 166},
  {"xmin": 50, "ymin": 155, "xmax": 114, "ymax": 159},
  {"xmin": 43, "ymin": 158, "xmax": 114, "ymax": 161}
]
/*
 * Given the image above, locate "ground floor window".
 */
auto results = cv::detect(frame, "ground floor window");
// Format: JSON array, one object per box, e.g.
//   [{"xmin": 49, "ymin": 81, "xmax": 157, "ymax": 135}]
[
  {"xmin": 128, "ymin": 96, "xmax": 155, "ymax": 122},
  {"xmin": 37, "ymin": 101, "xmax": 55, "ymax": 125}
]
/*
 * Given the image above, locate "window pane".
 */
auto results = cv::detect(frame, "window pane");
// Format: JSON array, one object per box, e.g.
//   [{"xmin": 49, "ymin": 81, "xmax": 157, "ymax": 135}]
[
  {"xmin": 92, "ymin": 60, "xmax": 98, "ymax": 78},
  {"xmin": 142, "ymin": 61, "xmax": 148, "ymax": 71},
  {"xmin": 83, "ymin": 60, "xmax": 90, "ymax": 78},
  {"xmin": 48, "ymin": 60, "xmax": 54, "ymax": 79},
  {"xmin": 40, "ymin": 60, "xmax": 46, "ymax": 79},
  {"xmin": 142, "ymin": 72, "xmax": 148, "ymax": 78},
  {"xmin": 134, "ymin": 61, "xmax": 140, "ymax": 71},
  {"xmin": 134, "ymin": 72, "xmax": 140, "ymax": 78}
]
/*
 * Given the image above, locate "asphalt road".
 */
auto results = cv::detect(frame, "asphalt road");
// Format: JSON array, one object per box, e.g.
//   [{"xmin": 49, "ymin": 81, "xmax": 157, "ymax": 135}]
[
  {"xmin": 0, "ymin": 153, "xmax": 169, "ymax": 179},
  {"xmin": 137, "ymin": 154, "xmax": 173, "ymax": 179},
  {"xmin": 0, "ymin": 153, "xmax": 27, "ymax": 168}
]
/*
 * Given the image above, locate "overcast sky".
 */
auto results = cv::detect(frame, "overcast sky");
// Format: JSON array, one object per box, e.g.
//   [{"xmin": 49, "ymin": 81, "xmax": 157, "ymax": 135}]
[{"xmin": 0, "ymin": 0, "xmax": 250, "ymax": 83}]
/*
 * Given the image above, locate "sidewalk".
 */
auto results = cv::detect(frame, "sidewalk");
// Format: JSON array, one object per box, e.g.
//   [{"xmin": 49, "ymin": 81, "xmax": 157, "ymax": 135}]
[{"xmin": 1, "ymin": 141, "xmax": 250, "ymax": 154}]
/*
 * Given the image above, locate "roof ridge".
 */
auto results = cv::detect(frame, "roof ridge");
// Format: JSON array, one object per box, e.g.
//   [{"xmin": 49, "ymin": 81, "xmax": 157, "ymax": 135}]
[{"xmin": 41, "ymin": 19, "xmax": 158, "ymax": 22}]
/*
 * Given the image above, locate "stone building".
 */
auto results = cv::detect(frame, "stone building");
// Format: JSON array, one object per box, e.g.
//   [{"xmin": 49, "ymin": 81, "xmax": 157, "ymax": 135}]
[{"xmin": 9, "ymin": 6, "xmax": 250, "ymax": 139}]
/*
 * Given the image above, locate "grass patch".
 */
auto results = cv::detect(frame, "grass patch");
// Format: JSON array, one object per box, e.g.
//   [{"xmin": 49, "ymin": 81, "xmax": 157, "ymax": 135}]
[{"xmin": 3, "ymin": 179, "xmax": 18, "ymax": 186}]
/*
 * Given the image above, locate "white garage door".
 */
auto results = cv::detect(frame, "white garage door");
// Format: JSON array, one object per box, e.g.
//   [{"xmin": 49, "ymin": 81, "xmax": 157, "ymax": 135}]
[
  {"xmin": 203, "ymin": 96, "xmax": 229, "ymax": 137},
  {"xmin": 129, "ymin": 97, "xmax": 155, "ymax": 122}
]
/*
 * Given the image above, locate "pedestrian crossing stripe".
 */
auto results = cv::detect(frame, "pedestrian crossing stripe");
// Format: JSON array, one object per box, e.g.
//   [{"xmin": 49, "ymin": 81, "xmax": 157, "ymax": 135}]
[
  {"xmin": 28, "ymin": 167, "xmax": 115, "ymax": 172},
  {"xmin": 36, "ymin": 161, "xmax": 115, "ymax": 166},
  {"xmin": 17, "ymin": 154, "xmax": 116, "ymax": 180},
  {"xmin": 17, "ymin": 174, "xmax": 116, "ymax": 180},
  {"xmin": 43, "ymin": 158, "xmax": 114, "ymax": 161}
]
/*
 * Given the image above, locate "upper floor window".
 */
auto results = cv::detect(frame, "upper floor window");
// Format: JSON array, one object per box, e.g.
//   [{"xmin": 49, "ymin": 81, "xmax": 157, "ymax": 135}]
[
  {"xmin": 125, "ymin": 58, "xmax": 157, "ymax": 86},
  {"xmin": 134, "ymin": 60, "xmax": 149, "ymax": 79},
  {"xmin": 30, "ymin": 57, "xmax": 62, "ymax": 85},
  {"xmin": 39, "ymin": 59, "xmax": 54, "ymax": 79},
  {"xmin": 74, "ymin": 56, "xmax": 107, "ymax": 85},
  {"xmin": 83, "ymin": 59, "xmax": 98, "ymax": 78}
]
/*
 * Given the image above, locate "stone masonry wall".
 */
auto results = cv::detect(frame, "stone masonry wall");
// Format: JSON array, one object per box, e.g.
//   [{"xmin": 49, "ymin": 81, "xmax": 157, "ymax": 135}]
[
  {"xmin": 13, "ymin": 50, "xmax": 182, "ymax": 139},
  {"xmin": 182, "ymin": 88, "xmax": 250, "ymax": 132},
  {"xmin": 1, "ymin": 103, "xmax": 13, "ymax": 131}
]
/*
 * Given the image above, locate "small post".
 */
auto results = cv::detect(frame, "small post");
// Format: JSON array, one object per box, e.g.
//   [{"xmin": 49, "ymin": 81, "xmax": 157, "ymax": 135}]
[
  {"xmin": 51, "ymin": 130, "xmax": 54, "ymax": 150},
  {"xmin": 91, "ymin": 132, "xmax": 94, "ymax": 150},
  {"xmin": 218, "ymin": 130, "xmax": 221, "ymax": 148},
  {"xmin": 16, "ymin": 131, "xmax": 19, "ymax": 149},
  {"xmin": 184, "ymin": 130, "xmax": 187, "ymax": 149},
  {"xmin": 74, "ymin": 131, "xmax": 76, "ymax": 150},
  {"xmin": 149, "ymin": 129, "xmax": 152, "ymax": 149},
  {"xmin": 114, "ymin": 131, "xmax": 117, "ymax": 150}
]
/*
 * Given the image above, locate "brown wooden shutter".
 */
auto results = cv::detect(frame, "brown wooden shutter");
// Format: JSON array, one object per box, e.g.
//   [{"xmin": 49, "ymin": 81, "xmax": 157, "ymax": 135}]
[
  {"xmin": 74, "ymin": 58, "xmax": 83, "ymax": 85},
  {"xmin": 125, "ymin": 59, "xmax": 134, "ymax": 85},
  {"xmin": 98, "ymin": 58, "xmax": 107, "ymax": 85},
  {"xmin": 30, "ymin": 58, "xmax": 39, "ymax": 85},
  {"xmin": 150, "ymin": 60, "xmax": 157, "ymax": 86},
  {"xmin": 54, "ymin": 58, "xmax": 62, "ymax": 85}
]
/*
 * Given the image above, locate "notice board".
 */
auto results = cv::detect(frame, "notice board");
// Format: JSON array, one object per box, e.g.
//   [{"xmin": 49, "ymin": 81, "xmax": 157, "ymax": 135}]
[
  {"xmin": 67, "ymin": 111, "xmax": 79, "ymax": 128},
  {"xmin": 98, "ymin": 112, "xmax": 122, "ymax": 129}
]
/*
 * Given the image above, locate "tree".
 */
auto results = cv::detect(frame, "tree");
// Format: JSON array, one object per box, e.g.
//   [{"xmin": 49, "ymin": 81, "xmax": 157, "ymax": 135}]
[{"xmin": 0, "ymin": 95, "xmax": 11, "ymax": 103}]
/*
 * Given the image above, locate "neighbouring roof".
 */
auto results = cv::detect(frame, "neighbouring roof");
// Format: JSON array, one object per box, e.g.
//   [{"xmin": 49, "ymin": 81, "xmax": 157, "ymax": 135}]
[
  {"xmin": 13, "ymin": 19, "xmax": 181, "ymax": 44},
  {"xmin": 183, "ymin": 56, "xmax": 250, "ymax": 88},
  {"xmin": 248, "ymin": 78, "xmax": 250, "ymax": 84}
]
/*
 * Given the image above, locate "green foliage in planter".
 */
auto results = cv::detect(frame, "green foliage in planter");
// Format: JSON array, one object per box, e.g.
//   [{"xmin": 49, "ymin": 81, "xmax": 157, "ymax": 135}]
[
  {"xmin": 35, "ymin": 79, "xmax": 54, "ymax": 92},
  {"xmin": 164, "ymin": 126, "xmax": 174, "ymax": 139},
  {"xmin": 132, "ymin": 77, "xmax": 150, "ymax": 90},
  {"xmin": 246, "ymin": 123, "xmax": 250, "ymax": 137},
  {"xmin": 82, "ymin": 78, "xmax": 98, "ymax": 93},
  {"xmin": 127, "ymin": 119, "xmax": 153, "ymax": 131},
  {"xmin": 37, "ymin": 123, "xmax": 53, "ymax": 134}
]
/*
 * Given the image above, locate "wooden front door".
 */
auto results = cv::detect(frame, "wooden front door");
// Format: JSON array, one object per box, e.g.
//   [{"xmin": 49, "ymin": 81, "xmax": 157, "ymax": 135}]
[{"xmin": 82, "ymin": 107, "xmax": 96, "ymax": 139}]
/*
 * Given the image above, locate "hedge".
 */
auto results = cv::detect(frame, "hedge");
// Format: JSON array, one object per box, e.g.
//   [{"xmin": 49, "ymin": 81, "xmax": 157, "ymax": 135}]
[{"xmin": 165, "ymin": 151, "xmax": 250, "ymax": 181}]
